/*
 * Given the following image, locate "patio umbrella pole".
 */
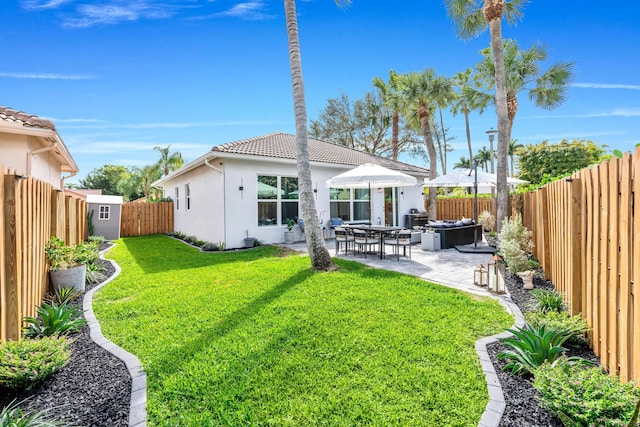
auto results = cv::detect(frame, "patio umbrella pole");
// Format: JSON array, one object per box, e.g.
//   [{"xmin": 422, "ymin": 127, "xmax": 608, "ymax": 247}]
[{"xmin": 471, "ymin": 159, "xmax": 479, "ymax": 249}]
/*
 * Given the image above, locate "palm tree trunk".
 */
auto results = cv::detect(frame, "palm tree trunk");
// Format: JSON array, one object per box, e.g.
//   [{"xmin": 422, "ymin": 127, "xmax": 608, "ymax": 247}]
[
  {"xmin": 438, "ymin": 108, "xmax": 448, "ymax": 175},
  {"xmin": 392, "ymin": 111, "xmax": 399, "ymax": 160},
  {"xmin": 284, "ymin": 0, "xmax": 334, "ymax": 271},
  {"xmin": 464, "ymin": 109, "xmax": 473, "ymax": 162},
  {"xmin": 418, "ymin": 106, "xmax": 438, "ymax": 220},
  {"xmin": 486, "ymin": 2, "xmax": 510, "ymax": 232}
]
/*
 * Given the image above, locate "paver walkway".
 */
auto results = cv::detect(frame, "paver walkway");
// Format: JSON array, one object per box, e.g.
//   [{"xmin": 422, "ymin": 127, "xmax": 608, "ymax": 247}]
[{"xmin": 284, "ymin": 239, "xmax": 497, "ymax": 297}]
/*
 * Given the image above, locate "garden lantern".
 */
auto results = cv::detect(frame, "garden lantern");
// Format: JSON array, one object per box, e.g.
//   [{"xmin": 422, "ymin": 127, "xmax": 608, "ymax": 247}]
[
  {"xmin": 487, "ymin": 254, "xmax": 505, "ymax": 293},
  {"xmin": 474, "ymin": 264, "xmax": 487, "ymax": 286}
]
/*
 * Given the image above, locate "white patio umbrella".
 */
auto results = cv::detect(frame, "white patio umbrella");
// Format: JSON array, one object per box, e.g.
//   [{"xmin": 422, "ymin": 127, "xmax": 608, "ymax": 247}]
[
  {"xmin": 422, "ymin": 169, "xmax": 528, "ymax": 187},
  {"xmin": 326, "ymin": 163, "xmax": 418, "ymax": 223},
  {"xmin": 423, "ymin": 167, "xmax": 528, "ymax": 249}
]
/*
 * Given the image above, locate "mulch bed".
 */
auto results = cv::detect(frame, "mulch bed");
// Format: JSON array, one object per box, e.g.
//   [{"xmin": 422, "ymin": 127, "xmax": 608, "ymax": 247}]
[
  {"xmin": 0, "ymin": 245, "xmax": 130, "ymax": 427},
  {"xmin": 489, "ymin": 270, "xmax": 600, "ymax": 426},
  {"xmin": 1, "ymin": 244, "xmax": 601, "ymax": 426}
]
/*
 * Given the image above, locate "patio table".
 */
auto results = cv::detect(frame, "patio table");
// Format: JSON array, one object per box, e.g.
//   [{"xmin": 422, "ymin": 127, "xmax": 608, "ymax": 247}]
[{"xmin": 342, "ymin": 225, "xmax": 402, "ymax": 258}]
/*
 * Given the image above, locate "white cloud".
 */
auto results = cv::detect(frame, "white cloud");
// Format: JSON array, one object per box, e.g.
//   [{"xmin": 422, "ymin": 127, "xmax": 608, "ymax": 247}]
[
  {"xmin": 22, "ymin": 0, "xmax": 73, "ymax": 10},
  {"xmin": 60, "ymin": 1, "xmax": 183, "ymax": 28},
  {"xmin": 529, "ymin": 108, "xmax": 640, "ymax": 120},
  {"xmin": 573, "ymin": 83, "xmax": 640, "ymax": 91},
  {"xmin": 193, "ymin": 1, "xmax": 275, "ymax": 21},
  {"xmin": 0, "ymin": 72, "xmax": 95, "ymax": 80},
  {"xmin": 57, "ymin": 119, "xmax": 278, "ymax": 130}
]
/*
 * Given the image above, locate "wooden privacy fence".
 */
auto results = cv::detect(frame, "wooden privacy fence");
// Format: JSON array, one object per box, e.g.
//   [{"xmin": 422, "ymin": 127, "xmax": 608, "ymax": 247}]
[
  {"xmin": 426, "ymin": 197, "xmax": 493, "ymax": 220},
  {"xmin": 0, "ymin": 166, "xmax": 87, "ymax": 342},
  {"xmin": 520, "ymin": 148, "xmax": 640, "ymax": 382},
  {"xmin": 120, "ymin": 201, "xmax": 173, "ymax": 237}
]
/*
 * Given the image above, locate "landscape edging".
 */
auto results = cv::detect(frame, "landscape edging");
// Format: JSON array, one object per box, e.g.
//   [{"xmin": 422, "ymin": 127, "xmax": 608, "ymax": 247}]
[
  {"xmin": 475, "ymin": 292, "xmax": 526, "ymax": 427},
  {"xmin": 82, "ymin": 243, "xmax": 147, "ymax": 427}
]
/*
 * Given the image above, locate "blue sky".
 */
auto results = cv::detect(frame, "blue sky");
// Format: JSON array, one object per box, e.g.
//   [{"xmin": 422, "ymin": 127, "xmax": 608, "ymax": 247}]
[{"xmin": 2, "ymin": 0, "xmax": 639, "ymax": 183}]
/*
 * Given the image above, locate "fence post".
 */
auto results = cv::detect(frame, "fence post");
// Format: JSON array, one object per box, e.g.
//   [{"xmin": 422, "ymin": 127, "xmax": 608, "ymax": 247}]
[
  {"xmin": 569, "ymin": 178, "xmax": 582, "ymax": 316},
  {"xmin": 2, "ymin": 173, "xmax": 21, "ymax": 341}
]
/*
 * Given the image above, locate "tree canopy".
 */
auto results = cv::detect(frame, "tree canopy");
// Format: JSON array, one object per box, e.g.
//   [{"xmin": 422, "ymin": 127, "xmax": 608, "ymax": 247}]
[
  {"xmin": 517, "ymin": 139, "xmax": 607, "ymax": 184},
  {"xmin": 309, "ymin": 91, "xmax": 422, "ymax": 158}
]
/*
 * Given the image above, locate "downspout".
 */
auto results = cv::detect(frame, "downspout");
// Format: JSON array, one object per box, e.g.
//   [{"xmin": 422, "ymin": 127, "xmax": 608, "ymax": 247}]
[
  {"xmin": 26, "ymin": 141, "xmax": 57, "ymax": 176},
  {"xmin": 204, "ymin": 157, "xmax": 226, "ymax": 244},
  {"xmin": 60, "ymin": 170, "xmax": 78, "ymax": 192}
]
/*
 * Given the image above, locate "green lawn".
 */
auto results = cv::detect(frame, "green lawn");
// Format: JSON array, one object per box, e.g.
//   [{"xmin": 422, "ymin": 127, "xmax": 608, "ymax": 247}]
[{"xmin": 93, "ymin": 235, "xmax": 512, "ymax": 426}]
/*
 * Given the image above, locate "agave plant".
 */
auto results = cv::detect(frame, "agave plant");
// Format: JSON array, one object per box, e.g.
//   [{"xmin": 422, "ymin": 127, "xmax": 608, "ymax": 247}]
[
  {"xmin": 0, "ymin": 399, "xmax": 66, "ymax": 426},
  {"xmin": 528, "ymin": 288, "xmax": 566, "ymax": 313},
  {"xmin": 46, "ymin": 287, "xmax": 82, "ymax": 306},
  {"xmin": 498, "ymin": 323, "xmax": 583, "ymax": 375},
  {"xmin": 23, "ymin": 302, "xmax": 87, "ymax": 338}
]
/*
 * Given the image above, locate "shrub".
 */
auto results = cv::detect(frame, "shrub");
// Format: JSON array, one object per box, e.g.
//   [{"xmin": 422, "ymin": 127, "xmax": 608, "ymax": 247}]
[
  {"xmin": 533, "ymin": 358, "xmax": 640, "ymax": 426},
  {"xmin": 525, "ymin": 311, "xmax": 590, "ymax": 346},
  {"xmin": 498, "ymin": 213, "xmax": 533, "ymax": 254},
  {"xmin": 497, "ymin": 323, "xmax": 582, "ymax": 375},
  {"xmin": 85, "ymin": 261, "xmax": 107, "ymax": 284},
  {"xmin": 46, "ymin": 286, "xmax": 82, "ymax": 306},
  {"xmin": 528, "ymin": 289, "xmax": 566, "ymax": 313},
  {"xmin": 23, "ymin": 302, "xmax": 87, "ymax": 338},
  {"xmin": 499, "ymin": 239, "xmax": 531, "ymax": 273},
  {"xmin": 88, "ymin": 235, "xmax": 105, "ymax": 245},
  {"xmin": 0, "ymin": 337, "xmax": 70, "ymax": 390},
  {"xmin": 478, "ymin": 210, "xmax": 496, "ymax": 232}
]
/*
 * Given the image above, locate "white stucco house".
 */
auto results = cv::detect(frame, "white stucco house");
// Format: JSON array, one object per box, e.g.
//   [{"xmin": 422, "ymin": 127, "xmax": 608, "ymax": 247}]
[
  {"xmin": 154, "ymin": 132, "xmax": 430, "ymax": 249},
  {"xmin": 0, "ymin": 106, "xmax": 78, "ymax": 189}
]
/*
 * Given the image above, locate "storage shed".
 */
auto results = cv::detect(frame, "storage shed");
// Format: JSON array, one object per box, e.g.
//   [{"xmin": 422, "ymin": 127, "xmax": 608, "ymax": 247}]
[{"xmin": 86, "ymin": 194, "xmax": 123, "ymax": 240}]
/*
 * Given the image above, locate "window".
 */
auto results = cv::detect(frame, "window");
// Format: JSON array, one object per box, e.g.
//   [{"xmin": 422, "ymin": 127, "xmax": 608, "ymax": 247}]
[
  {"xmin": 98, "ymin": 205, "xmax": 110, "ymax": 220},
  {"xmin": 329, "ymin": 187, "xmax": 370, "ymax": 221},
  {"xmin": 329, "ymin": 188, "xmax": 351, "ymax": 220},
  {"xmin": 175, "ymin": 187, "xmax": 179, "ymax": 210},
  {"xmin": 257, "ymin": 175, "xmax": 298, "ymax": 226},
  {"xmin": 185, "ymin": 184, "xmax": 191, "ymax": 210},
  {"xmin": 353, "ymin": 188, "xmax": 370, "ymax": 221}
]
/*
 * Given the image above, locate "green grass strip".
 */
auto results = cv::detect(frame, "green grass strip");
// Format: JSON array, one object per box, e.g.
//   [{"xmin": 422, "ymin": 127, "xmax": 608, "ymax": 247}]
[{"xmin": 93, "ymin": 235, "xmax": 512, "ymax": 426}]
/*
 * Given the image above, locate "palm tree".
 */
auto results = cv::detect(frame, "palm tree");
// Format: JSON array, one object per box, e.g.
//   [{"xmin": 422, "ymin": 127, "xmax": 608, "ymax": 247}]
[
  {"xmin": 154, "ymin": 145, "xmax": 184, "ymax": 176},
  {"xmin": 508, "ymin": 138, "xmax": 523, "ymax": 177},
  {"xmin": 284, "ymin": 0, "xmax": 346, "ymax": 271},
  {"xmin": 140, "ymin": 164, "xmax": 161, "ymax": 198},
  {"xmin": 454, "ymin": 156, "xmax": 471, "ymax": 169},
  {"xmin": 476, "ymin": 39, "xmax": 573, "ymax": 140},
  {"xmin": 373, "ymin": 70, "xmax": 404, "ymax": 160},
  {"xmin": 434, "ymin": 78, "xmax": 456, "ymax": 175},
  {"xmin": 451, "ymin": 68, "xmax": 492, "ymax": 162},
  {"xmin": 476, "ymin": 146, "xmax": 492, "ymax": 172},
  {"xmin": 400, "ymin": 68, "xmax": 452, "ymax": 220},
  {"xmin": 445, "ymin": 0, "xmax": 527, "ymax": 231}
]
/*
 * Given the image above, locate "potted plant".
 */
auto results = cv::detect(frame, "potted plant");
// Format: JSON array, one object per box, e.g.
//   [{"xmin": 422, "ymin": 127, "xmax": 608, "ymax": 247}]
[
  {"xmin": 284, "ymin": 218, "xmax": 296, "ymax": 244},
  {"xmin": 478, "ymin": 210, "xmax": 497, "ymax": 246},
  {"xmin": 45, "ymin": 237, "xmax": 87, "ymax": 292}
]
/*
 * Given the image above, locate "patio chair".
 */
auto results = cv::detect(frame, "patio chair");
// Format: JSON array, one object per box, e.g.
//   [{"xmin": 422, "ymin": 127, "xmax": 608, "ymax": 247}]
[
  {"xmin": 334, "ymin": 227, "xmax": 354, "ymax": 255},
  {"xmin": 353, "ymin": 229, "xmax": 378, "ymax": 259},
  {"xmin": 384, "ymin": 229, "xmax": 412, "ymax": 261}
]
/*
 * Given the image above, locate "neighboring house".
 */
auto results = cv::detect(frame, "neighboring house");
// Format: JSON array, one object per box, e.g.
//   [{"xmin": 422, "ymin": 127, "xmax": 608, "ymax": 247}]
[
  {"xmin": 86, "ymin": 194, "xmax": 124, "ymax": 240},
  {"xmin": 154, "ymin": 132, "xmax": 429, "ymax": 249},
  {"xmin": 0, "ymin": 106, "xmax": 78, "ymax": 189}
]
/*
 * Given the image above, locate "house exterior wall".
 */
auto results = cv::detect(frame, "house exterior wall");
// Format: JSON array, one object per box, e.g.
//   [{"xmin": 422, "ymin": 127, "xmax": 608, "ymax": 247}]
[
  {"xmin": 0, "ymin": 133, "xmax": 65, "ymax": 189},
  {"xmin": 88, "ymin": 203, "xmax": 122, "ymax": 240},
  {"xmin": 168, "ymin": 164, "xmax": 225, "ymax": 244},
  {"xmin": 162, "ymin": 156, "xmax": 426, "ymax": 249}
]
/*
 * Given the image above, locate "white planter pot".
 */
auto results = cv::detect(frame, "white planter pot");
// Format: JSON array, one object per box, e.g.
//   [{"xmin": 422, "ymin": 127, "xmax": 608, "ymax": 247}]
[
  {"xmin": 50, "ymin": 264, "xmax": 86, "ymax": 293},
  {"xmin": 284, "ymin": 231, "xmax": 295, "ymax": 244},
  {"xmin": 517, "ymin": 270, "xmax": 535, "ymax": 290}
]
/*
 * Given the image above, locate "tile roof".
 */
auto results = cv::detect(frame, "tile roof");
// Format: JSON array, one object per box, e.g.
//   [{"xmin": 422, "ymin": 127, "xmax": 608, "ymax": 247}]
[
  {"xmin": 0, "ymin": 106, "xmax": 56, "ymax": 131},
  {"xmin": 212, "ymin": 132, "xmax": 429, "ymax": 174}
]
